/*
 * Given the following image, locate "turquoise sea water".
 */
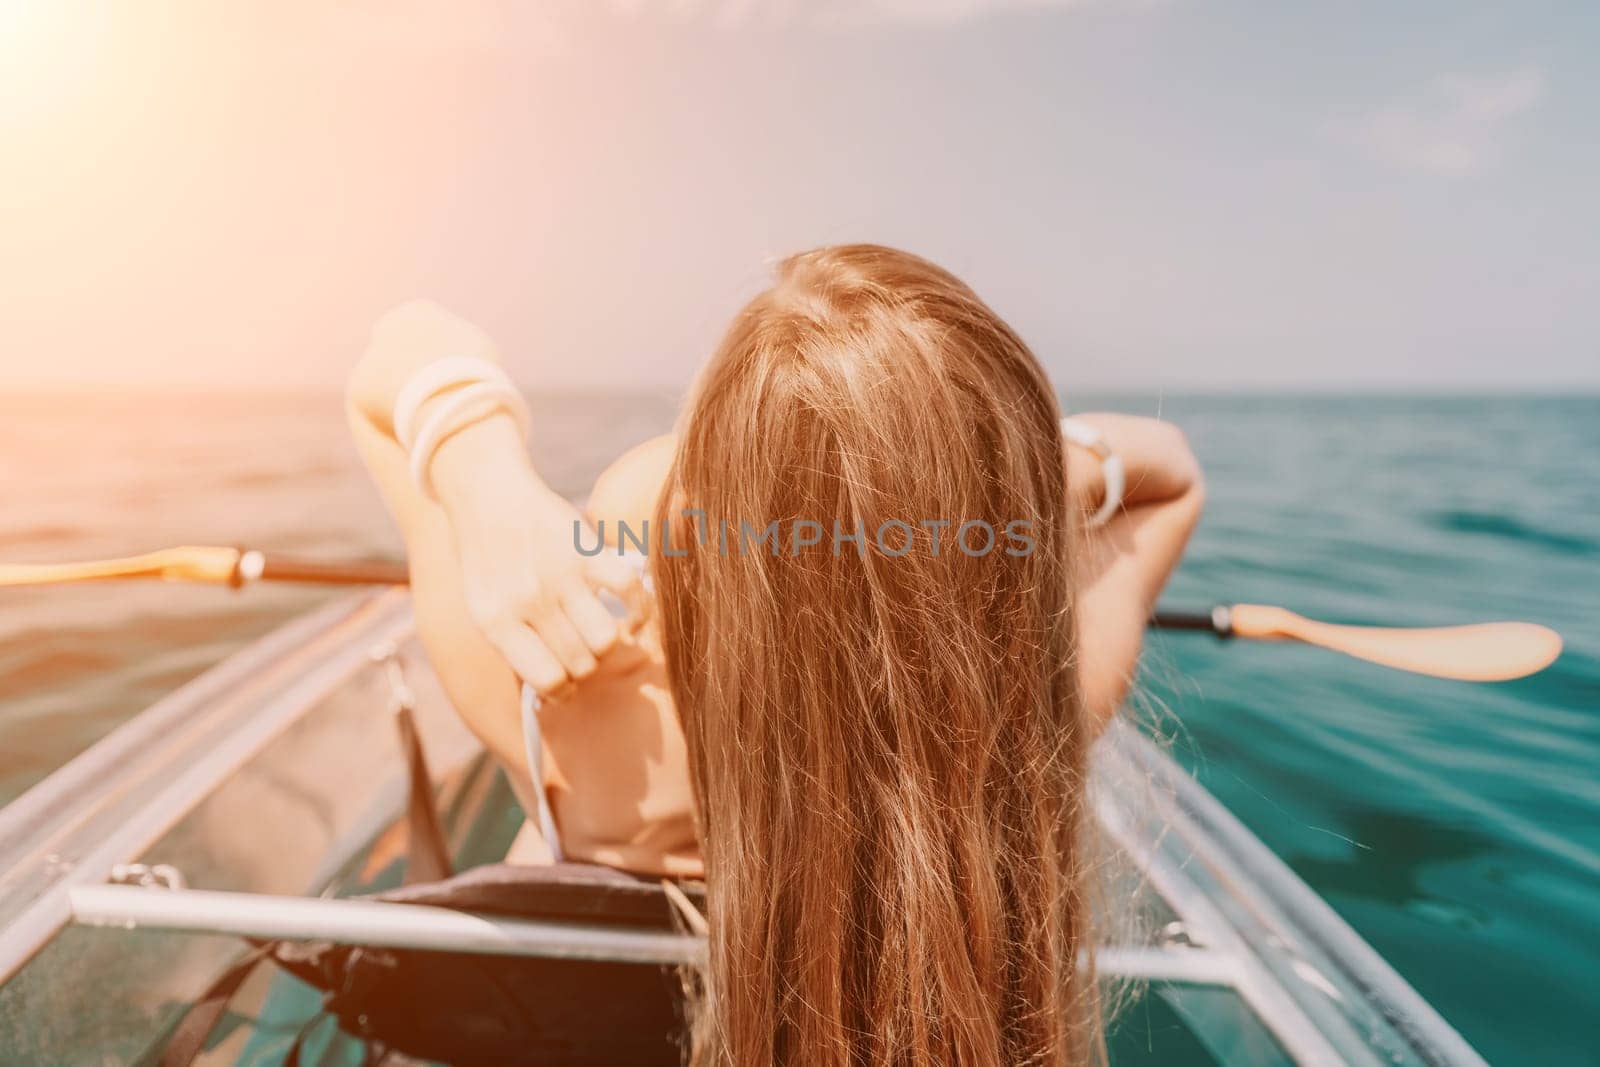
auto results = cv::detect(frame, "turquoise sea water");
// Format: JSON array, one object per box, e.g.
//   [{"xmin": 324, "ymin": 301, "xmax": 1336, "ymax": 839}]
[
  {"xmin": 0, "ymin": 391, "xmax": 1595, "ymax": 1063},
  {"xmin": 1138, "ymin": 394, "xmax": 1599, "ymax": 1065}
]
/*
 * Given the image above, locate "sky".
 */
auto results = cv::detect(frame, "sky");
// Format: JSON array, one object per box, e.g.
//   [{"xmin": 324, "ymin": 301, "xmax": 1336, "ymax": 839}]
[{"xmin": 1, "ymin": 0, "xmax": 1596, "ymax": 391}]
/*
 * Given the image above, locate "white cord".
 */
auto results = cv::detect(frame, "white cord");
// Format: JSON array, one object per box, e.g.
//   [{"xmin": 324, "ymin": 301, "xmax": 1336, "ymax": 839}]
[
  {"xmin": 520, "ymin": 683, "xmax": 564, "ymax": 862},
  {"xmin": 1060, "ymin": 417, "xmax": 1125, "ymax": 529},
  {"xmin": 406, "ymin": 379, "xmax": 532, "ymax": 499}
]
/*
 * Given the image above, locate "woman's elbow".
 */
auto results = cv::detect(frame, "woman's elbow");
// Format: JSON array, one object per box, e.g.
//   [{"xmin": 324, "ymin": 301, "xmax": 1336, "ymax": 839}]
[
  {"xmin": 1162, "ymin": 421, "xmax": 1204, "ymax": 494},
  {"xmin": 1184, "ymin": 471, "xmax": 1207, "ymax": 518},
  {"xmin": 345, "ymin": 299, "xmax": 437, "ymax": 425},
  {"xmin": 1186, "ymin": 465, "xmax": 1208, "ymax": 523}
]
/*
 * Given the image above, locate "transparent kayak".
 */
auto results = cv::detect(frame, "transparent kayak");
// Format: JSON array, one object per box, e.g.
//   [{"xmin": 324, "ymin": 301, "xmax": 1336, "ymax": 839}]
[{"xmin": 0, "ymin": 590, "xmax": 1487, "ymax": 1065}]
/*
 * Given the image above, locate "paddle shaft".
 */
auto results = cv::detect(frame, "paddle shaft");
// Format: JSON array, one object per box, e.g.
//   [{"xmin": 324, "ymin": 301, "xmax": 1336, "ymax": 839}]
[
  {"xmin": 1148, "ymin": 607, "xmax": 1234, "ymax": 635},
  {"xmin": 247, "ymin": 554, "xmax": 410, "ymax": 586},
  {"xmin": 0, "ymin": 546, "xmax": 1250, "ymax": 635},
  {"xmin": 256, "ymin": 554, "xmax": 1224, "ymax": 633},
  {"xmin": 3, "ymin": 547, "xmax": 1560, "ymax": 678},
  {"xmin": 252, "ymin": 553, "xmax": 1209, "ymax": 623}
]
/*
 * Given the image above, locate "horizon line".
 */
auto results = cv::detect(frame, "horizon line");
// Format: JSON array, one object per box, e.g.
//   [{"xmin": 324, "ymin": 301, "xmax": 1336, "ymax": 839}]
[{"xmin": 2, "ymin": 382, "xmax": 1597, "ymax": 398}]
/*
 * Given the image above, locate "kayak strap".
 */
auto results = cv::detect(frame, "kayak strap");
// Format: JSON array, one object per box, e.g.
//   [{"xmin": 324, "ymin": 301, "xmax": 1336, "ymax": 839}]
[
  {"xmin": 157, "ymin": 700, "xmax": 453, "ymax": 1064},
  {"xmin": 156, "ymin": 943, "xmax": 273, "ymax": 1067},
  {"xmin": 395, "ymin": 702, "xmax": 452, "ymax": 885}
]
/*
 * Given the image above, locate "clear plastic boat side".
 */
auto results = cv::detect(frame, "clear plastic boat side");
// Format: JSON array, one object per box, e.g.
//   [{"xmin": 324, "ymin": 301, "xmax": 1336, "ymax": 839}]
[{"xmin": 0, "ymin": 594, "xmax": 1487, "ymax": 1065}]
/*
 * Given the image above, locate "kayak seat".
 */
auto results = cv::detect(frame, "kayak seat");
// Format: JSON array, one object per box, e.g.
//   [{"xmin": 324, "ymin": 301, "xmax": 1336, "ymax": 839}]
[
  {"xmin": 361, "ymin": 858, "xmax": 704, "ymax": 927},
  {"xmin": 293, "ymin": 862, "xmax": 701, "ymax": 1067},
  {"xmin": 164, "ymin": 708, "xmax": 701, "ymax": 1066},
  {"xmin": 167, "ymin": 862, "xmax": 702, "ymax": 1067}
]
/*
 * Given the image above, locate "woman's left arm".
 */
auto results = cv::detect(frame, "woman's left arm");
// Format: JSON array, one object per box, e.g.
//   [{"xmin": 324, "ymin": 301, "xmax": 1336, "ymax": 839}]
[{"xmin": 345, "ymin": 301, "xmax": 642, "ymax": 771}]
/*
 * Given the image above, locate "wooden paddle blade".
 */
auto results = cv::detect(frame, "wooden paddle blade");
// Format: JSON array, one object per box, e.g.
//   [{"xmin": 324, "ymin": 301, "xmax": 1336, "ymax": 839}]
[
  {"xmin": 1229, "ymin": 603, "xmax": 1563, "ymax": 682},
  {"xmin": 0, "ymin": 546, "xmax": 241, "ymax": 587}
]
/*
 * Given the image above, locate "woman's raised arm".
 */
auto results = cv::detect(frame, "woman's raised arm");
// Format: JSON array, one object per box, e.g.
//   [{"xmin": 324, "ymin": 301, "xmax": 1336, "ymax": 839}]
[
  {"xmin": 1063, "ymin": 413, "xmax": 1206, "ymax": 731},
  {"xmin": 346, "ymin": 301, "xmax": 643, "ymax": 706}
]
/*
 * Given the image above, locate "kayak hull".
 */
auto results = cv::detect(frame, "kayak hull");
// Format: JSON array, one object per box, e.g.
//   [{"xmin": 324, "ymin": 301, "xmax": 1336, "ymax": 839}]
[{"xmin": 0, "ymin": 591, "xmax": 1485, "ymax": 1066}]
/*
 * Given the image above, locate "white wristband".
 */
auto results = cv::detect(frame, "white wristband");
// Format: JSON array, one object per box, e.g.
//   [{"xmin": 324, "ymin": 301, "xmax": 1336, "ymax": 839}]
[
  {"xmin": 393, "ymin": 356, "xmax": 516, "ymax": 451},
  {"xmin": 408, "ymin": 380, "xmax": 532, "ymax": 499},
  {"xmin": 1060, "ymin": 417, "xmax": 1125, "ymax": 529}
]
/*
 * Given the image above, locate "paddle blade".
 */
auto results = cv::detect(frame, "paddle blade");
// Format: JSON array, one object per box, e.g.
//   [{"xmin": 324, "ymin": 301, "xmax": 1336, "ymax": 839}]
[
  {"xmin": 1229, "ymin": 604, "xmax": 1562, "ymax": 682},
  {"xmin": 0, "ymin": 546, "xmax": 241, "ymax": 587}
]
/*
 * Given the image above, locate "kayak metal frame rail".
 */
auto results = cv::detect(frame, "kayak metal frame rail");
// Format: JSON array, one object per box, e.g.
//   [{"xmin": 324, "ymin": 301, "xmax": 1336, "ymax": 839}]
[
  {"xmin": 68, "ymin": 885, "xmax": 707, "ymax": 966},
  {"xmin": 65, "ymin": 883, "xmax": 1236, "ymax": 985}
]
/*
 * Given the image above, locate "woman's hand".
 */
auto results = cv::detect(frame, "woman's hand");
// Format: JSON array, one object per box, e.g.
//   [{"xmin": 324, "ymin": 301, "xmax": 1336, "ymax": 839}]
[{"xmin": 437, "ymin": 445, "xmax": 645, "ymax": 693}]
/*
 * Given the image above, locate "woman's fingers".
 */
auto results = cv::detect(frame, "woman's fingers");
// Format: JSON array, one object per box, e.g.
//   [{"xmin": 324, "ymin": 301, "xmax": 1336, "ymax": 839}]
[
  {"xmin": 486, "ymin": 605, "xmax": 602, "ymax": 695},
  {"xmin": 562, "ymin": 585, "xmax": 620, "ymax": 656},
  {"xmin": 584, "ymin": 554, "xmax": 650, "ymax": 625},
  {"xmin": 531, "ymin": 607, "xmax": 598, "ymax": 680},
  {"xmin": 478, "ymin": 552, "xmax": 648, "ymax": 695},
  {"xmin": 488, "ymin": 622, "xmax": 568, "ymax": 694}
]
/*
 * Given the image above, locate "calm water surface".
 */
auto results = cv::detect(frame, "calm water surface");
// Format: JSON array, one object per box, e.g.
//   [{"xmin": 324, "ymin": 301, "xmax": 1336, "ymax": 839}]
[{"xmin": 1, "ymin": 390, "xmax": 1595, "ymax": 1063}]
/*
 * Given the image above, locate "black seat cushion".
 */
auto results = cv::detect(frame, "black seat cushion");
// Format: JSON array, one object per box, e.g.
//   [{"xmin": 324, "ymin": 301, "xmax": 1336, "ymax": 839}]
[
  {"xmin": 370, "ymin": 861, "xmax": 705, "ymax": 928},
  {"xmin": 268, "ymin": 863, "xmax": 701, "ymax": 1066}
]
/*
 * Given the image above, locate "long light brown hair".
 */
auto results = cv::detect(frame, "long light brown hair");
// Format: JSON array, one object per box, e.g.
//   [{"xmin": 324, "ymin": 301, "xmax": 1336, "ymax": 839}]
[{"xmin": 653, "ymin": 245, "xmax": 1099, "ymax": 1065}]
